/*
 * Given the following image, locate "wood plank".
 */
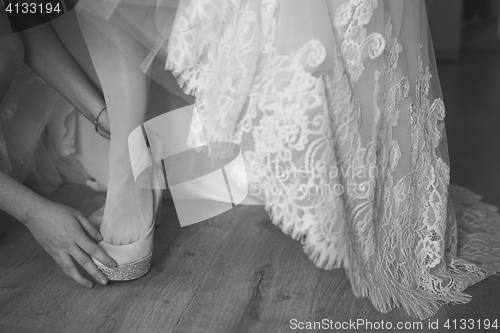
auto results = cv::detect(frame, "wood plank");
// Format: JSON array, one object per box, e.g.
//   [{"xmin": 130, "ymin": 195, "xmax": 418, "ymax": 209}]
[{"xmin": 0, "ymin": 185, "xmax": 452, "ymax": 333}]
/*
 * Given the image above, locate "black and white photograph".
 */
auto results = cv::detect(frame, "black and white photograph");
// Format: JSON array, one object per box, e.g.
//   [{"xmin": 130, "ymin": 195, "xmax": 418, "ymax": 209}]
[{"xmin": 0, "ymin": 0, "xmax": 500, "ymax": 332}]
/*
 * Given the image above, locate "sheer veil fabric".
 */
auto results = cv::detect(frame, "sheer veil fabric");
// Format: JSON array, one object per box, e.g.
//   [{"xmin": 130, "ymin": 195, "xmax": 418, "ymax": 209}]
[
  {"xmin": 76, "ymin": 0, "xmax": 500, "ymax": 319},
  {"xmin": 0, "ymin": 64, "xmax": 89, "ymax": 194}
]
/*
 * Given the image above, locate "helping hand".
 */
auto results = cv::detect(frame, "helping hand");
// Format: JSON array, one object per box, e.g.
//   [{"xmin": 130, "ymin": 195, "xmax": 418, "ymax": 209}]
[{"xmin": 23, "ymin": 199, "xmax": 117, "ymax": 288}]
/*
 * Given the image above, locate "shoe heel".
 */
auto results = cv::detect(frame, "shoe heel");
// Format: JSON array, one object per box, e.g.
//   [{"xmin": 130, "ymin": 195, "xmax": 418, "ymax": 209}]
[
  {"xmin": 155, "ymin": 195, "xmax": 163, "ymax": 228},
  {"xmin": 97, "ymin": 251, "xmax": 153, "ymax": 281},
  {"xmin": 93, "ymin": 189, "xmax": 161, "ymax": 281},
  {"xmin": 153, "ymin": 160, "xmax": 166, "ymax": 229}
]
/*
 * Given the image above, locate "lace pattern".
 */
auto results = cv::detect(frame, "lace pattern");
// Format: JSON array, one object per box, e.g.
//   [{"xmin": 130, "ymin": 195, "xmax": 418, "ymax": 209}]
[
  {"xmin": 169, "ymin": 0, "xmax": 500, "ymax": 319},
  {"xmin": 334, "ymin": 0, "xmax": 385, "ymax": 82},
  {"xmin": 167, "ymin": 0, "xmax": 279, "ymax": 143}
]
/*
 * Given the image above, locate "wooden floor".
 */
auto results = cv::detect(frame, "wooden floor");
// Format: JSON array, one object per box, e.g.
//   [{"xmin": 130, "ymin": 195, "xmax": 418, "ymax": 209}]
[
  {"xmin": 0, "ymin": 185, "xmax": 446, "ymax": 333},
  {"xmin": 1, "ymin": 182, "xmax": 499, "ymax": 333},
  {"xmin": 2, "ymin": 42, "xmax": 500, "ymax": 333}
]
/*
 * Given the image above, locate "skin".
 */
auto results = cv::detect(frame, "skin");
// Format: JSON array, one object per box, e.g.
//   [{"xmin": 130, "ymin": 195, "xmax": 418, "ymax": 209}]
[
  {"xmin": 77, "ymin": 10, "xmax": 154, "ymax": 245},
  {"xmin": 19, "ymin": 20, "xmax": 111, "ymax": 138},
  {"xmin": 0, "ymin": 7, "xmax": 111, "ymax": 138},
  {"xmin": 0, "ymin": 169, "xmax": 117, "ymax": 288},
  {"xmin": 0, "ymin": 6, "xmax": 115, "ymax": 286}
]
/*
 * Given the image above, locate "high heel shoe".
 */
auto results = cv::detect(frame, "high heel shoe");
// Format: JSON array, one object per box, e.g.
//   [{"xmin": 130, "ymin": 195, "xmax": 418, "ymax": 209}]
[
  {"xmin": 92, "ymin": 188, "xmax": 162, "ymax": 281},
  {"xmin": 92, "ymin": 123, "xmax": 166, "ymax": 281}
]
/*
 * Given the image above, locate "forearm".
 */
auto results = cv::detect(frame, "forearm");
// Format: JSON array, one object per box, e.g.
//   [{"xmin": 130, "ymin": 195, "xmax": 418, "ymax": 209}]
[
  {"xmin": 19, "ymin": 22, "xmax": 105, "ymax": 123},
  {"xmin": 0, "ymin": 169, "xmax": 46, "ymax": 226},
  {"xmin": 0, "ymin": 11, "xmax": 24, "ymax": 102},
  {"xmin": 0, "ymin": 169, "xmax": 116, "ymax": 287}
]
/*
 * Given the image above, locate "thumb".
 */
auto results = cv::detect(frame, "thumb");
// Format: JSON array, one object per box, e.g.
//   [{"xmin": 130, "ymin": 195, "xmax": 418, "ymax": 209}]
[
  {"xmin": 88, "ymin": 204, "xmax": 105, "ymax": 229},
  {"xmin": 76, "ymin": 213, "xmax": 104, "ymax": 242}
]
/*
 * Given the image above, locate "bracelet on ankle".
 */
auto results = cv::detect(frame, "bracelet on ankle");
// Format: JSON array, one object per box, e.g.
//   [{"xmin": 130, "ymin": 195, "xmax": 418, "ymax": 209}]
[{"xmin": 95, "ymin": 107, "xmax": 108, "ymax": 133}]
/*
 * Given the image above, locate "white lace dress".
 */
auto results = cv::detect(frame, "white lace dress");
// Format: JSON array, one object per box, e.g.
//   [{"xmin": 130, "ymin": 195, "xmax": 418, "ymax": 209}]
[
  {"xmin": 164, "ymin": 0, "xmax": 500, "ymax": 319},
  {"xmin": 76, "ymin": 0, "xmax": 500, "ymax": 319}
]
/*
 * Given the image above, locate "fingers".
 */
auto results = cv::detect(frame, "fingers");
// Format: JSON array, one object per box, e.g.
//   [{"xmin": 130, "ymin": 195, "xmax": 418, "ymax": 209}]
[
  {"xmin": 75, "ymin": 213, "xmax": 117, "ymax": 269},
  {"xmin": 71, "ymin": 247, "xmax": 109, "ymax": 286},
  {"xmin": 98, "ymin": 128, "xmax": 111, "ymax": 140},
  {"xmin": 76, "ymin": 212, "xmax": 103, "ymax": 242},
  {"xmin": 58, "ymin": 254, "xmax": 94, "ymax": 289},
  {"xmin": 79, "ymin": 236, "xmax": 117, "ymax": 269},
  {"xmin": 96, "ymin": 121, "xmax": 110, "ymax": 140}
]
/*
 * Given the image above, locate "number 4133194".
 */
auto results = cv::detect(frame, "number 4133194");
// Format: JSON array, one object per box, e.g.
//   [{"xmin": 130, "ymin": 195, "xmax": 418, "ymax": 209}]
[
  {"xmin": 5, "ymin": 2, "xmax": 61, "ymax": 15},
  {"xmin": 444, "ymin": 319, "xmax": 498, "ymax": 330}
]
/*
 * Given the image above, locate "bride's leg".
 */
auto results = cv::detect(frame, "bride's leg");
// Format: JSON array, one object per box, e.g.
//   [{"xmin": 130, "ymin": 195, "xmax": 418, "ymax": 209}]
[{"xmin": 76, "ymin": 13, "xmax": 153, "ymax": 245}]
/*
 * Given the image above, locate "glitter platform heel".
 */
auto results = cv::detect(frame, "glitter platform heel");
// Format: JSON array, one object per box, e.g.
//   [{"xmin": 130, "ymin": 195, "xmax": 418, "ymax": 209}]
[{"xmin": 92, "ymin": 188, "xmax": 162, "ymax": 281}]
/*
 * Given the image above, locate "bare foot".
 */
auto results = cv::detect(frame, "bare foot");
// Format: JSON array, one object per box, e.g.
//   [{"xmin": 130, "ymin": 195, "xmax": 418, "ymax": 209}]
[{"xmin": 98, "ymin": 151, "xmax": 154, "ymax": 245}]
